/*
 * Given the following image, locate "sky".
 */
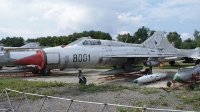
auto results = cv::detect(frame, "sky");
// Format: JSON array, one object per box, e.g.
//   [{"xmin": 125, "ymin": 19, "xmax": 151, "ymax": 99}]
[{"xmin": 0, "ymin": 0, "xmax": 200, "ymax": 41}]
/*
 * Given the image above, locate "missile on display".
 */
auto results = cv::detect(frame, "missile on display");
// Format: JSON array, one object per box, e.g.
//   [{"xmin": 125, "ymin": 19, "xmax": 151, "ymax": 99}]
[{"xmin": 133, "ymin": 73, "xmax": 167, "ymax": 84}]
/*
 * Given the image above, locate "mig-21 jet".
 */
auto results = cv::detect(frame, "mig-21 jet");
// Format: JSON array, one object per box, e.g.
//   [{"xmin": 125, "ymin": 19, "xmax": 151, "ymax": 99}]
[{"xmin": 14, "ymin": 31, "xmax": 175, "ymax": 84}]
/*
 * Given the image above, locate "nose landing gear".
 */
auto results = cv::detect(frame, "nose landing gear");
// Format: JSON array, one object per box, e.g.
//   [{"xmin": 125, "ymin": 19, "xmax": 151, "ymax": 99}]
[{"xmin": 78, "ymin": 70, "xmax": 87, "ymax": 84}]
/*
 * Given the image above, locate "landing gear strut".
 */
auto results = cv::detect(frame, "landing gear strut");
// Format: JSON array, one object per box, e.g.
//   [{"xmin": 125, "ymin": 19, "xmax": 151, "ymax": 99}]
[
  {"xmin": 78, "ymin": 70, "xmax": 87, "ymax": 84},
  {"xmin": 145, "ymin": 66, "xmax": 153, "ymax": 75}
]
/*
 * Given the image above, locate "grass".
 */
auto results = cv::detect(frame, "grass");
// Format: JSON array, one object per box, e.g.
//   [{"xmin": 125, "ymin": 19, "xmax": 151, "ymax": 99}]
[
  {"xmin": 138, "ymin": 87, "xmax": 158, "ymax": 95},
  {"xmin": 133, "ymin": 100, "xmax": 144, "ymax": 107},
  {"xmin": 116, "ymin": 106, "xmax": 135, "ymax": 112},
  {"xmin": 172, "ymin": 91, "xmax": 200, "ymax": 111},
  {"xmin": 0, "ymin": 78, "xmax": 66, "ymax": 99},
  {"xmin": 77, "ymin": 83, "xmax": 138, "ymax": 93}
]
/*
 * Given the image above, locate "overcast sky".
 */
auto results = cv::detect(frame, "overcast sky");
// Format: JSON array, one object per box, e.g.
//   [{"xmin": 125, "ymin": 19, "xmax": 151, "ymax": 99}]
[{"xmin": 0, "ymin": 0, "xmax": 200, "ymax": 41}]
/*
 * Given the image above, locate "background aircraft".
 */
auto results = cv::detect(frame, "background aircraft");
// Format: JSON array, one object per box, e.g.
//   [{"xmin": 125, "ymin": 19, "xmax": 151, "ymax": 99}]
[
  {"xmin": 173, "ymin": 64, "xmax": 200, "ymax": 83},
  {"xmin": 0, "ymin": 42, "xmax": 40, "ymax": 70},
  {"xmin": 156, "ymin": 37, "xmax": 200, "ymax": 66},
  {"xmin": 165, "ymin": 64, "xmax": 200, "ymax": 90},
  {"xmin": 15, "ymin": 31, "xmax": 174, "ymax": 84}
]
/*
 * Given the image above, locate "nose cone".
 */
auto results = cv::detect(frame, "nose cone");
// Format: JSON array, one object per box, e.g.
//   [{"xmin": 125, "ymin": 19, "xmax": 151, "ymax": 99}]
[
  {"xmin": 14, "ymin": 50, "xmax": 45, "ymax": 69},
  {"xmin": 173, "ymin": 73, "xmax": 185, "ymax": 83}
]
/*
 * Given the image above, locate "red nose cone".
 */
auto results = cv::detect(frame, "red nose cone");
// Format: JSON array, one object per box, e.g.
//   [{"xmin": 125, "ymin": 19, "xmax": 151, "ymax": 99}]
[{"xmin": 14, "ymin": 50, "xmax": 45, "ymax": 69}]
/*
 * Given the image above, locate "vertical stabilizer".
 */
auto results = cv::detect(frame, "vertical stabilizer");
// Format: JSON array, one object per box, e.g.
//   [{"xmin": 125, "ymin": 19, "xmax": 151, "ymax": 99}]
[
  {"xmin": 142, "ymin": 31, "xmax": 166, "ymax": 49},
  {"xmin": 158, "ymin": 34, "xmax": 178, "ymax": 53},
  {"xmin": 142, "ymin": 31, "xmax": 178, "ymax": 53}
]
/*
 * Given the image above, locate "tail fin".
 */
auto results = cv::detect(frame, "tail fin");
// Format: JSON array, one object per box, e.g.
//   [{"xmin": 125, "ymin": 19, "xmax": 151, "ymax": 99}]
[
  {"xmin": 158, "ymin": 33, "xmax": 178, "ymax": 53},
  {"xmin": 142, "ymin": 31, "xmax": 166, "ymax": 49},
  {"xmin": 142, "ymin": 31, "xmax": 177, "ymax": 53}
]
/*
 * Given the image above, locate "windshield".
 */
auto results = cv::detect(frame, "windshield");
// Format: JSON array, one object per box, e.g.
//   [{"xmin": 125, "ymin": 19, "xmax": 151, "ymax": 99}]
[{"xmin": 68, "ymin": 37, "xmax": 101, "ymax": 46}]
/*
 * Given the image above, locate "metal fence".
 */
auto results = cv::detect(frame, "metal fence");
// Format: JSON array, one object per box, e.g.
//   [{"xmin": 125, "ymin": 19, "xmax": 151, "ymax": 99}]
[{"xmin": 0, "ymin": 88, "xmax": 195, "ymax": 112}]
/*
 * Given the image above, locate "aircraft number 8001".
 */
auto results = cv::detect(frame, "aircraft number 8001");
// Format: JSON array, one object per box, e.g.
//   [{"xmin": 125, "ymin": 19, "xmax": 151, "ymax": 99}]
[{"xmin": 73, "ymin": 54, "xmax": 90, "ymax": 62}]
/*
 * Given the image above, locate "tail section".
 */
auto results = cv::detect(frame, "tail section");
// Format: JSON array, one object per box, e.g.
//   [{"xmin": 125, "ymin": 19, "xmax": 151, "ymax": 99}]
[
  {"xmin": 142, "ymin": 31, "xmax": 177, "ymax": 53},
  {"xmin": 142, "ymin": 31, "xmax": 166, "ymax": 49},
  {"xmin": 158, "ymin": 33, "xmax": 178, "ymax": 53},
  {"xmin": 20, "ymin": 42, "xmax": 40, "ymax": 48}
]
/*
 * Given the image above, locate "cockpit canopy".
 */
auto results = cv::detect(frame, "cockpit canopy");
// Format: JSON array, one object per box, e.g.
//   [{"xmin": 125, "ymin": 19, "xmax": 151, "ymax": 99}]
[
  {"xmin": 67, "ymin": 37, "xmax": 142, "ymax": 47},
  {"xmin": 82, "ymin": 39, "xmax": 101, "ymax": 45},
  {"xmin": 68, "ymin": 37, "xmax": 101, "ymax": 46}
]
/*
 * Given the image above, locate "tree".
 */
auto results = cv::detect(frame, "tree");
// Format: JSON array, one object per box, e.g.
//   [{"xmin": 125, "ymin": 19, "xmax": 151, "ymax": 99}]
[
  {"xmin": 116, "ymin": 33, "xmax": 134, "ymax": 43},
  {"xmin": 0, "ymin": 37, "xmax": 24, "ymax": 47},
  {"xmin": 133, "ymin": 26, "xmax": 150, "ymax": 44},
  {"xmin": 166, "ymin": 32, "xmax": 182, "ymax": 48},
  {"xmin": 150, "ymin": 30, "xmax": 156, "ymax": 36},
  {"xmin": 193, "ymin": 30, "xmax": 200, "ymax": 47},
  {"xmin": 180, "ymin": 38, "xmax": 196, "ymax": 49},
  {"xmin": 194, "ymin": 30, "xmax": 200, "ymax": 41}
]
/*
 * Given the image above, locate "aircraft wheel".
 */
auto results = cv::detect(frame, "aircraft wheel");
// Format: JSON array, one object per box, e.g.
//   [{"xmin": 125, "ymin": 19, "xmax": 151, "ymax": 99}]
[
  {"xmin": 41, "ymin": 69, "xmax": 51, "ymax": 76},
  {"xmin": 189, "ymin": 83, "xmax": 195, "ymax": 90},
  {"xmin": 79, "ymin": 77, "xmax": 87, "ymax": 84},
  {"xmin": 167, "ymin": 81, "xmax": 172, "ymax": 87},
  {"xmin": 144, "ymin": 68, "xmax": 150, "ymax": 75},
  {"xmin": 169, "ymin": 61, "xmax": 175, "ymax": 66}
]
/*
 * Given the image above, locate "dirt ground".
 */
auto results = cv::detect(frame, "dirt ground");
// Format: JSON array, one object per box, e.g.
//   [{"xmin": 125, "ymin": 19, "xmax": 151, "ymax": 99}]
[
  {"xmin": 2, "ymin": 69, "xmax": 199, "ymax": 111},
  {"xmin": 21, "ymin": 69, "xmax": 178, "ymax": 88}
]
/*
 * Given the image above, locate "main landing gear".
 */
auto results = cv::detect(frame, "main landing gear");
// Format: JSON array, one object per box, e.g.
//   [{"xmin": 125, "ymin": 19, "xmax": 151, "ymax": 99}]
[
  {"xmin": 78, "ymin": 70, "xmax": 87, "ymax": 84},
  {"xmin": 41, "ymin": 69, "xmax": 51, "ymax": 76},
  {"xmin": 144, "ymin": 66, "xmax": 153, "ymax": 75},
  {"xmin": 169, "ymin": 61, "xmax": 175, "ymax": 66}
]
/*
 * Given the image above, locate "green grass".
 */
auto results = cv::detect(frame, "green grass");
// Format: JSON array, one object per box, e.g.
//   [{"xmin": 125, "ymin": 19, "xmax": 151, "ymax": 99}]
[
  {"xmin": 132, "ymin": 100, "xmax": 144, "ymax": 107},
  {"xmin": 0, "ymin": 78, "xmax": 66, "ymax": 98},
  {"xmin": 116, "ymin": 106, "xmax": 134, "ymax": 112},
  {"xmin": 77, "ymin": 83, "xmax": 140, "ymax": 93},
  {"xmin": 138, "ymin": 87, "xmax": 158, "ymax": 95},
  {"xmin": 172, "ymin": 91, "xmax": 200, "ymax": 111}
]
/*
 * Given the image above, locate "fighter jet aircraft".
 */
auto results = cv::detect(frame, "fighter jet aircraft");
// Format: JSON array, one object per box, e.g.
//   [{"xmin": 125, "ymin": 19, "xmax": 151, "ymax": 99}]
[
  {"xmin": 14, "ymin": 31, "xmax": 174, "ymax": 84},
  {"xmin": 157, "ymin": 37, "xmax": 200, "ymax": 66}
]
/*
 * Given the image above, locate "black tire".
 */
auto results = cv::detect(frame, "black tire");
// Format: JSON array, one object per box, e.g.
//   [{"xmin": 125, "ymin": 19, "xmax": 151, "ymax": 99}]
[
  {"xmin": 167, "ymin": 81, "xmax": 172, "ymax": 87},
  {"xmin": 169, "ymin": 61, "xmax": 175, "ymax": 66},
  {"xmin": 79, "ymin": 77, "xmax": 87, "ymax": 84},
  {"xmin": 41, "ymin": 69, "xmax": 51, "ymax": 76},
  {"xmin": 145, "ymin": 68, "xmax": 150, "ymax": 75}
]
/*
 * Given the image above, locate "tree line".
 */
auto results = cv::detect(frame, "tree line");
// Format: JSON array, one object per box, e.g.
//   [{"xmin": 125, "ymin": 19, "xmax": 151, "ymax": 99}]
[
  {"xmin": 117, "ymin": 26, "xmax": 200, "ymax": 49},
  {"xmin": 0, "ymin": 30, "xmax": 112, "ymax": 47},
  {"xmin": 0, "ymin": 27, "xmax": 200, "ymax": 49}
]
